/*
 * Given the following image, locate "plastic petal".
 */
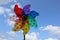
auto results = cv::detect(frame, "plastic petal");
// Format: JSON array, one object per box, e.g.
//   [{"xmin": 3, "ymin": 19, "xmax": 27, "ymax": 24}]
[
  {"xmin": 12, "ymin": 20, "xmax": 23, "ymax": 31},
  {"xmin": 27, "ymin": 11, "xmax": 39, "ymax": 18},
  {"xmin": 23, "ymin": 4, "xmax": 31, "ymax": 14},
  {"xmin": 22, "ymin": 21, "xmax": 30, "ymax": 35},
  {"xmin": 14, "ymin": 4, "xmax": 24, "ymax": 18},
  {"xmin": 27, "ymin": 16, "xmax": 37, "ymax": 28}
]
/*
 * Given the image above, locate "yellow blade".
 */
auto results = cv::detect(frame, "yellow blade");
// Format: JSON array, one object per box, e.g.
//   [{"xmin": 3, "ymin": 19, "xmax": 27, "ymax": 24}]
[
  {"xmin": 22, "ymin": 21, "xmax": 30, "ymax": 35},
  {"xmin": 12, "ymin": 20, "xmax": 22, "ymax": 31}
]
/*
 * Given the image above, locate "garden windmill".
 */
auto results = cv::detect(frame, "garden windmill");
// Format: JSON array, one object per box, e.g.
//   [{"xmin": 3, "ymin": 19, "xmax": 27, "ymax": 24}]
[{"xmin": 9, "ymin": 4, "xmax": 39, "ymax": 40}]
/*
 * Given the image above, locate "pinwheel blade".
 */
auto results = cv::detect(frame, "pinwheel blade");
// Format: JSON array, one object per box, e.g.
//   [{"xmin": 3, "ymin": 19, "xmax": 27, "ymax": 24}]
[
  {"xmin": 12, "ymin": 20, "xmax": 23, "ymax": 31},
  {"xmin": 27, "ymin": 11, "xmax": 39, "ymax": 18},
  {"xmin": 22, "ymin": 21, "xmax": 30, "ymax": 35},
  {"xmin": 27, "ymin": 16, "xmax": 38, "ymax": 28},
  {"xmin": 23, "ymin": 4, "xmax": 31, "ymax": 14},
  {"xmin": 14, "ymin": 4, "xmax": 23, "ymax": 18}
]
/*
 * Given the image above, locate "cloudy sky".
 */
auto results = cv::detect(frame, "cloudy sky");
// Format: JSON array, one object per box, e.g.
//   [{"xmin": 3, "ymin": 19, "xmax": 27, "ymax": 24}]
[{"xmin": 0, "ymin": 0, "xmax": 60, "ymax": 40}]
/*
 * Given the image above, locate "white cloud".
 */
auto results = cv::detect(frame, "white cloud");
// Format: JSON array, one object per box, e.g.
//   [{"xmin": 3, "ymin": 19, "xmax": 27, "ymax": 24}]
[
  {"xmin": 7, "ymin": 13, "xmax": 18, "ymax": 25},
  {"xmin": 7, "ymin": 19, "xmax": 15, "ymax": 25},
  {"xmin": 42, "ymin": 25, "xmax": 60, "ymax": 35},
  {"xmin": 7, "ymin": 31, "xmax": 17, "ymax": 37},
  {"xmin": 44, "ymin": 38, "xmax": 58, "ymax": 40},
  {"xmin": 5, "ymin": 8, "xmax": 11, "ymax": 13},
  {"xmin": 0, "ymin": 0, "xmax": 13, "ymax": 5},
  {"xmin": 7, "ymin": 13, "xmax": 19, "ymax": 25},
  {"xmin": 0, "ymin": 0, "xmax": 19, "ymax": 5},
  {"xmin": 0, "ymin": 7, "xmax": 11, "ymax": 15},
  {"xmin": 0, "ymin": 7, "xmax": 5, "ymax": 14},
  {"xmin": 8, "ymin": 38, "xmax": 14, "ymax": 40},
  {"xmin": 26, "ymin": 32, "xmax": 39, "ymax": 40},
  {"xmin": 0, "ymin": 35, "xmax": 14, "ymax": 40},
  {"xmin": 0, "ymin": 6, "xmax": 16, "ymax": 26},
  {"xmin": 10, "ymin": 3, "xmax": 22, "ymax": 9},
  {"xmin": 14, "ymin": 0, "xmax": 17, "ymax": 2},
  {"xmin": 39, "ymin": 26, "xmax": 44, "ymax": 30}
]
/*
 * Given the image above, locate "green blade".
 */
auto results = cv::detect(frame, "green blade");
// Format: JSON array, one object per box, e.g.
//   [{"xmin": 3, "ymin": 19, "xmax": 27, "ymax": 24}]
[{"xmin": 27, "ymin": 16, "xmax": 38, "ymax": 28}]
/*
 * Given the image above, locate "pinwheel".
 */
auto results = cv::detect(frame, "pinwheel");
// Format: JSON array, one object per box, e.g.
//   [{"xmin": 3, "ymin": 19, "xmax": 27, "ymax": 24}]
[{"xmin": 9, "ymin": 4, "xmax": 39, "ymax": 40}]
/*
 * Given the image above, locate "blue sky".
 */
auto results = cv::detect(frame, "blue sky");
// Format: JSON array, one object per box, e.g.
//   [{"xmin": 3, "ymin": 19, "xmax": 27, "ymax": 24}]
[{"xmin": 0, "ymin": 0, "xmax": 60, "ymax": 40}]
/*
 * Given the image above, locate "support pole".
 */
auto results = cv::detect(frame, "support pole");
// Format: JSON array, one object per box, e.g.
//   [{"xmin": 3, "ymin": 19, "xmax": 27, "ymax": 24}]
[{"xmin": 24, "ymin": 35, "xmax": 25, "ymax": 40}]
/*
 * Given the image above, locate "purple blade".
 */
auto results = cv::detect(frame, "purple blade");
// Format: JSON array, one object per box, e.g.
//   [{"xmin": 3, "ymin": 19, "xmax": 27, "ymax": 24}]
[{"xmin": 23, "ymin": 4, "xmax": 31, "ymax": 14}]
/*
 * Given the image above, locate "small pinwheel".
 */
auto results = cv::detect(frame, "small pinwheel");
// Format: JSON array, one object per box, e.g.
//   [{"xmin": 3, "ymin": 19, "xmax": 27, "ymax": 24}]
[{"xmin": 9, "ymin": 4, "xmax": 39, "ymax": 35}]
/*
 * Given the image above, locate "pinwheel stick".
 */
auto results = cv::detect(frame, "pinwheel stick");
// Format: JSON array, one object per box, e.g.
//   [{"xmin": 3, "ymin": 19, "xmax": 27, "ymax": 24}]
[{"xmin": 24, "ymin": 35, "xmax": 25, "ymax": 40}]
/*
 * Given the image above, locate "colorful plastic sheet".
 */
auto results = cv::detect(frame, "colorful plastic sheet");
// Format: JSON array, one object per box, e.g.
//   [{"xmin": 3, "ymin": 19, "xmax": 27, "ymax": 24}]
[
  {"xmin": 27, "ymin": 16, "xmax": 37, "ymax": 28},
  {"xmin": 23, "ymin": 4, "xmax": 31, "ymax": 14},
  {"xmin": 11, "ymin": 4, "xmax": 39, "ymax": 35},
  {"xmin": 22, "ymin": 21, "xmax": 30, "ymax": 35},
  {"xmin": 27, "ymin": 11, "xmax": 39, "ymax": 18},
  {"xmin": 14, "ymin": 4, "xmax": 23, "ymax": 18},
  {"xmin": 12, "ymin": 21, "xmax": 22, "ymax": 31}
]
